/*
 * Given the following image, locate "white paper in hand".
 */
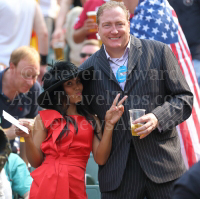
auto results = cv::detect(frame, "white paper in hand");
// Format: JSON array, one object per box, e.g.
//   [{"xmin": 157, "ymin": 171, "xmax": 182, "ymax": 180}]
[{"xmin": 2, "ymin": 110, "xmax": 29, "ymax": 134}]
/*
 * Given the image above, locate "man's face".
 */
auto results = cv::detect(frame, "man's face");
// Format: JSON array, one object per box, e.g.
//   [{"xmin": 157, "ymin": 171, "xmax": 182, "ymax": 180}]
[
  {"xmin": 98, "ymin": 6, "xmax": 130, "ymax": 57},
  {"xmin": 80, "ymin": 45, "xmax": 100, "ymax": 64},
  {"xmin": 12, "ymin": 59, "xmax": 40, "ymax": 93}
]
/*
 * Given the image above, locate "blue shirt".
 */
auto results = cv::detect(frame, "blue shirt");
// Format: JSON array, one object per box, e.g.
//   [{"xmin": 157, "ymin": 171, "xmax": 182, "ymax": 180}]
[
  {"xmin": 4, "ymin": 153, "xmax": 33, "ymax": 198},
  {"xmin": 0, "ymin": 69, "xmax": 41, "ymax": 128}
]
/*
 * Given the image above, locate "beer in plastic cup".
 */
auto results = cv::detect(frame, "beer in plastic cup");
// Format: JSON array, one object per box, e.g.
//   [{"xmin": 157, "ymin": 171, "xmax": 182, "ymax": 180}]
[
  {"xmin": 87, "ymin": 11, "xmax": 97, "ymax": 33},
  {"xmin": 53, "ymin": 42, "xmax": 64, "ymax": 60},
  {"xmin": 129, "ymin": 109, "xmax": 145, "ymax": 136}
]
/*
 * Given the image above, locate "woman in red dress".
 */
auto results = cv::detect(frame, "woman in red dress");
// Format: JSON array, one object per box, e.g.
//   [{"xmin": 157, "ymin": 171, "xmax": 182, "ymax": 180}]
[{"xmin": 16, "ymin": 61, "xmax": 127, "ymax": 199}]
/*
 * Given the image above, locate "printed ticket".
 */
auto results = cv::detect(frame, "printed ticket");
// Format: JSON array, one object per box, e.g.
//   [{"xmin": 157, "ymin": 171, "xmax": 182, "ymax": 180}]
[{"xmin": 2, "ymin": 110, "xmax": 29, "ymax": 134}]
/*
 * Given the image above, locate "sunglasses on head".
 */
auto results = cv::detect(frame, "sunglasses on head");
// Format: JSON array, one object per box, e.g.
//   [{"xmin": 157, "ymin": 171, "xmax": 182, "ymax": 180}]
[{"xmin": 80, "ymin": 53, "xmax": 93, "ymax": 58}]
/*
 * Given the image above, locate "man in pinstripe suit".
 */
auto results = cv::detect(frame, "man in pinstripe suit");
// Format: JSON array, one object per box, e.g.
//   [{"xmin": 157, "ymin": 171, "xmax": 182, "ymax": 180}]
[{"xmin": 80, "ymin": 1, "xmax": 193, "ymax": 198}]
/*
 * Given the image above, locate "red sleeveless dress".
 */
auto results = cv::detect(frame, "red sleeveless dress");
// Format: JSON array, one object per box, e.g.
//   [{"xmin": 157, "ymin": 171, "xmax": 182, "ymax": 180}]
[{"xmin": 29, "ymin": 110, "xmax": 94, "ymax": 199}]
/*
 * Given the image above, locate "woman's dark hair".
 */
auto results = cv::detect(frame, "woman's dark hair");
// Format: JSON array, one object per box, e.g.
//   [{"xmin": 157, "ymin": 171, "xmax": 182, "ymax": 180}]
[{"xmin": 50, "ymin": 84, "xmax": 100, "ymax": 141}]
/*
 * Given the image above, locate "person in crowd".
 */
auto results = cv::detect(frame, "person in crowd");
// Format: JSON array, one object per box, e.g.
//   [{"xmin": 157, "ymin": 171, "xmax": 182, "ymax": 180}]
[
  {"xmin": 0, "ymin": 0, "xmax": 48, "ymax": 84},
  {"xmin": 65, "ymin": 5, "xmax": 85, "ymax": 66},
  {"xmin": 39, "ymin": 0, "xmax": 59, "ymax": 49},
  {"xmin": 0, "ymin": 127, "xmax": 32, "ymax": 199},
  {"xmin": 171, "ymin": 160, "xmax": 200, "ymax": 199},
  {"xmin": 4, "ymin": 153, "xmax": 33, "ymax": 199},
  {"xmin": 52, "ymin": 0, "xmax": 84, "ymax": 43},
  {"xmin": 16, "ymin": 61, "xmax": 127, "ymax": 198},
  {"xmin": 0, "ymin": 127, "xmax": 12, "ymax": 199},
  {"xmin": 168, "ymin": 0, "xmax": 200, "ymax": 87},
  {"xmin": 0, "ymin": 168, "xmax": 12, "ymax": 199},
  {"xmin": 122, "ymin": 0, "xmax": 200, "ymax": 168},
  {"xmin": 0, "ymin": 46, "xmax": 41, "ymax": 163},
  {"xmin": 52, "ymin": 0, "xmax": 87, "ymax": 65},
  {"xmin": 80, "ymin": 39, "xmax": 100, "ymax": 64},
  {"xmin": 73, "ymin": 0, "xmax": 105, "ymax": 43},
  {"xmin": 79, "ymin": 1, "xmax": 193, "ymax": 198}
]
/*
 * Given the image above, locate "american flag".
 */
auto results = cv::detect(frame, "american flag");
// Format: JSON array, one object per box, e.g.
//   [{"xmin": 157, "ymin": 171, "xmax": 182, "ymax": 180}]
[{"xmin": 130, "ymin": 0, "xmax": 200, "ymax": 169}]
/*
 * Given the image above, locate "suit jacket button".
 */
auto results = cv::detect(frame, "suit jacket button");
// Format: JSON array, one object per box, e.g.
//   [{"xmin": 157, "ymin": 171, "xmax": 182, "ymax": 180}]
[{"xmin": 124, "ymin": 91, "xmax": 128, "ymax": 95}]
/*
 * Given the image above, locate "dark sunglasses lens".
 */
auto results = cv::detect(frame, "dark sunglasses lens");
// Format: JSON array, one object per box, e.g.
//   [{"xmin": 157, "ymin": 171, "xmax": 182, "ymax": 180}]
[
  {"xmin": 80, "ymin": 53, "xmax": 92, "ymax": 58},
  {"xmin": 80, "ymin": 53, "xmax": 86, "ymax": 58}
]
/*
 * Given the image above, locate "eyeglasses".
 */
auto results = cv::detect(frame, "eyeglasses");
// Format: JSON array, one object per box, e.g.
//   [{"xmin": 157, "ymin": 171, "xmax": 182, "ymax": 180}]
[{"xmin": 80, "ymin": 53, "xmax": 93, "ymax": 58}]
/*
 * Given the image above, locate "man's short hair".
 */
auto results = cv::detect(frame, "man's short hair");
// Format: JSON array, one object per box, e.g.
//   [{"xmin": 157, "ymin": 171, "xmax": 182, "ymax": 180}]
[
  {"xmin": 97, "ymin": 1, "xmax": 130, "ymax": 25},
  {"xmin": 82, "ymin": 39, "xmax": 100, "ymax": 48},
  {"xmin": 9, "ymin": 46, "xmax": 40, "ymax": 66}
]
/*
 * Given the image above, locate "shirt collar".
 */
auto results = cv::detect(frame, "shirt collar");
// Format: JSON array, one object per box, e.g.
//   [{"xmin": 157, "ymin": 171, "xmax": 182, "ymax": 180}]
[{"xmin": 104, "ymin": 39, "xmax": 130, "ymax": 60}]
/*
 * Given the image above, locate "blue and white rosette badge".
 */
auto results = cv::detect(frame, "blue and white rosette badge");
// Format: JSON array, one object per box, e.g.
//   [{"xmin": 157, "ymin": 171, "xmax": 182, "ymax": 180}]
[{"xmin": 116, "ymin": 65, "xmax": 127, "ymax": 83}]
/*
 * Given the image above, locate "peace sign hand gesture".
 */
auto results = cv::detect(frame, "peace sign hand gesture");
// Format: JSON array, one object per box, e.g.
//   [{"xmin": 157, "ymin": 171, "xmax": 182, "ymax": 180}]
[{"xmin": 105, "ymin": 94, "xmax": 128, "ymax": 126}]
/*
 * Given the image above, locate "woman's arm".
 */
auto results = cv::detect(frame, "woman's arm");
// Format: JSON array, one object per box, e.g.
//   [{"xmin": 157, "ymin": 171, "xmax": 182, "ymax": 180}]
[
  {"xmin": 92, "ymin": 94, "xmax": 127, "ymax": 165},
  {"xmin": 16, "ymin": 114, "xmax": 47, "ymax": 168},
  {"xmin": 92, "ymin": 119, "xmax": 114, "ymax": 165}
]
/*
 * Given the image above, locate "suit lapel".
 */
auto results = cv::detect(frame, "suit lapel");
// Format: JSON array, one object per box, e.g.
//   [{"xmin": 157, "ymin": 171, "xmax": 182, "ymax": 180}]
[
  {"xmin": 127, "ymin": 36, "xmax": 142, "ymax": 76},
  {"xmin": 125, "ymin": 36, "xmax": 143, "ymax": 92}
]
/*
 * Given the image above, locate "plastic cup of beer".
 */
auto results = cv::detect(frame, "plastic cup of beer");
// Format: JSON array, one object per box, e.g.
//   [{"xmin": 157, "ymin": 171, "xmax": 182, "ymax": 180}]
[
  {"xmin": 129, "ymin": 109, "xmax": 145, "ymax": 136},
  {"xmin": 19, "ymin": 118, "xmax": 35, "ymax": 142},
  {"xmin": 87, "ymin": 11, "xmax": 97, "ymax": 33},
  {"xmin": 53, "ymin": 42, "xmax": 64, "ymax": 60}
]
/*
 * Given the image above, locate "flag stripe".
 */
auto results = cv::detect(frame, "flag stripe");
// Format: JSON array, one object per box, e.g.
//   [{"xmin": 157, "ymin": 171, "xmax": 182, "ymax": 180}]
[
  {"xmin": 172, "ymin": 40, "xmax": 200, "ymax": 156},
  {"xmin": 170, "ymin": 43, "xmax": 197, "ymax": 165},
  {"xmin": 176, "ymin": 33, "xmax": 200, "ymax": 141},
  {"xmin": 177, "ymin": 126, "xmax": 189, "ymax": 169},
  {"xmin": 177, "ymin": 32, "xmax": 200, "ymax": 113},
  {"xmin": 179, "ymin": 122, "xmax": 197, "ymax": 167},
  {"xmin": 172, "ymin": 41, "xmax": 200, "ymax": 162},
  {"xmin": 173, "ymin": 40, "xmax": 200, "ymax": 140},
  {"xmin": 178, "ymin": 31, "xmax": 200, "ymax": 105}
]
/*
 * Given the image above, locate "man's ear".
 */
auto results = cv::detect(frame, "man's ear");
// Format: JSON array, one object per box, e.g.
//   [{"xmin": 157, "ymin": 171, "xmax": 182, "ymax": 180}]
[{"xmin": 9, "ymin": 62, "xmax": 15, "ymax": 70}]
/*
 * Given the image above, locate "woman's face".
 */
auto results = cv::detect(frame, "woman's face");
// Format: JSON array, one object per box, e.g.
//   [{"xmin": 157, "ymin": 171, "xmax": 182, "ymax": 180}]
[{"xmin": 63, "ymin": 77, "xmax": 83, "ymax": 104}]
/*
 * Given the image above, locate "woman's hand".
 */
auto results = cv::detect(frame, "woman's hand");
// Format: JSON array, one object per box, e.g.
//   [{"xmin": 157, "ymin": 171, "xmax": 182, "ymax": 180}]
[
  {"xmin": 93, "ymin": 94, "xmax": 128, "ymax": 165},
  {"xmin": 15, "ymin": 120, "xmax": 34, "ymax": 140},
  {"xmin": 105, "ymin": 94, "xmax": 128, "ymax": 126}
]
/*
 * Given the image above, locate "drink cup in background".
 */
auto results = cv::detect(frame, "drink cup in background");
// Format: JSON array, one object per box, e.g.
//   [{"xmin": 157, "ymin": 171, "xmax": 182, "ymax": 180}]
[
  {"xmin": 129, "ymin": 109, "xmax": 145, "ymax": 136},
  {"xmin": 87, "ymin": 11, "xmax": 97, "ymax": 33},
  {"xmin": 53, "ymin": 42, "xmax": 64, "ymax": 60}
]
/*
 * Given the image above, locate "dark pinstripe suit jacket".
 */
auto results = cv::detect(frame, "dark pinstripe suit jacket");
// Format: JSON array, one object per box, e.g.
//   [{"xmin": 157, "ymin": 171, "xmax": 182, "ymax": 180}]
[{"xmin": 80, "ymin": 35, "xmax": 193, "ymax": 192}]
